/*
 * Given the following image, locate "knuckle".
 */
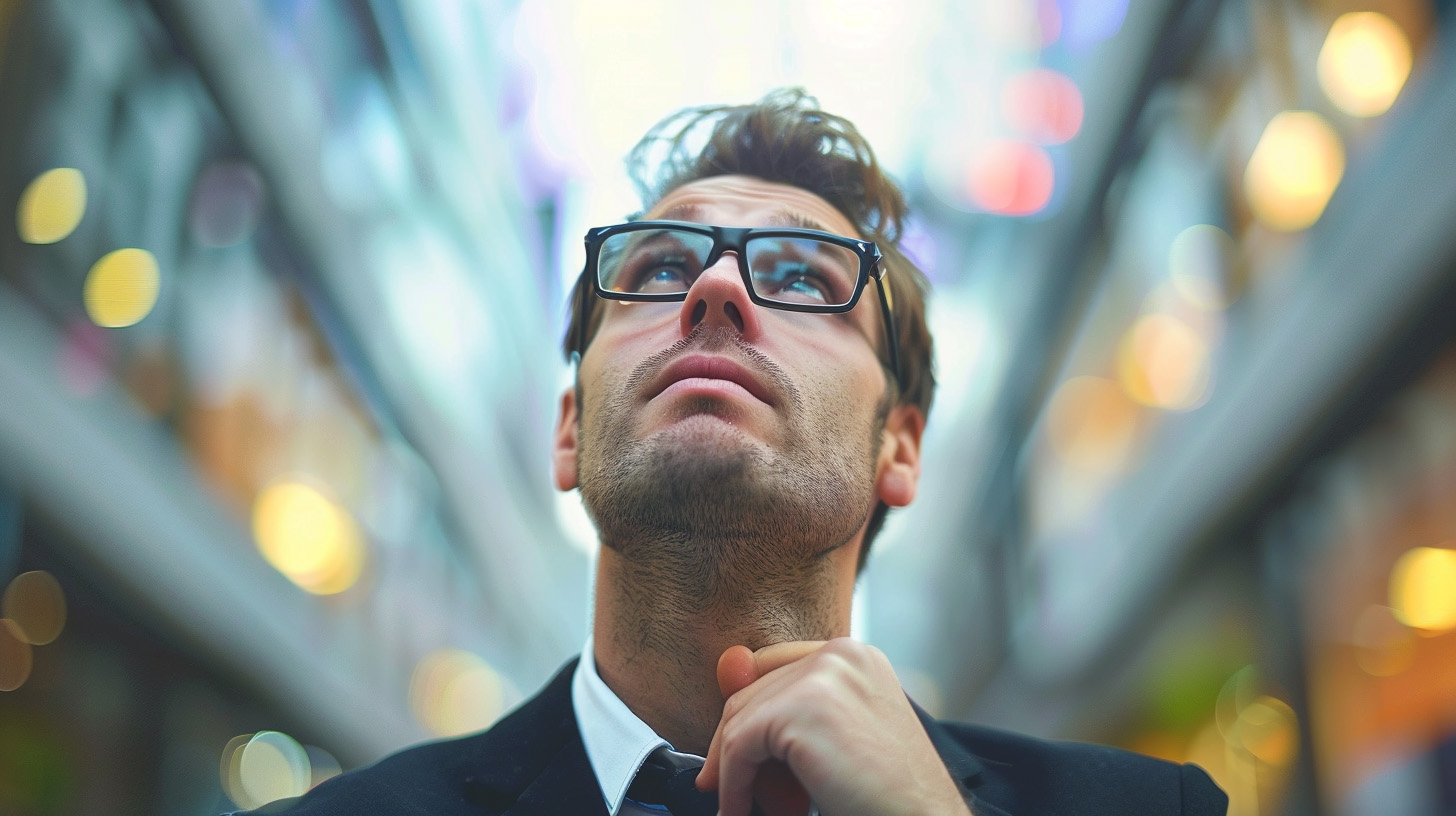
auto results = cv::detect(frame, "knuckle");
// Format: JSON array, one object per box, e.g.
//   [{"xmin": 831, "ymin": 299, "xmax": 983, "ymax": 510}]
[
  {"xmin": 720, "ymin": 717, "xmax": 750, "ymax": 754},
  {"xmin": 800, "ymin": 672, "xmax": 838, "ymax": 699},
  {"xmin": 721, "ymin": 692, "xmax": 746, "ymax": 720}
]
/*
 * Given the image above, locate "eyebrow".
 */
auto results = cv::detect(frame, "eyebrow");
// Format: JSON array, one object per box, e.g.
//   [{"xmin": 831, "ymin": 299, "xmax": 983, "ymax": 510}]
[{"xmin": 653, "ymin": 203, "xmax": 834, "ymax": 234}]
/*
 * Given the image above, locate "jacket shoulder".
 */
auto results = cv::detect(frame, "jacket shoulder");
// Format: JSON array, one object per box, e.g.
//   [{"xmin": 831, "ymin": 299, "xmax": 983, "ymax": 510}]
[
  {"xmin": 226, "ymin": 659, "xmax": 581, "ymax": 816},
  {"xmin": 941, "ymin": 722, "xmax": 1227, "ymax": 816}
]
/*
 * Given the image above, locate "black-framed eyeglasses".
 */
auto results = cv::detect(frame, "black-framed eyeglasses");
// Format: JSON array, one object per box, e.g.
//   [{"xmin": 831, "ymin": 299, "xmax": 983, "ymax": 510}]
[{"xmin": 572, "ymin": 220, "xmax": 900, "ymax": 385}]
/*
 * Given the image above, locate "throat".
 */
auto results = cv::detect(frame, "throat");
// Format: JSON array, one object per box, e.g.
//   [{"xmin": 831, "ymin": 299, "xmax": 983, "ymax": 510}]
[{"xmin": 590, "ymin": 541, "xmax": 849, "ymax": 755}]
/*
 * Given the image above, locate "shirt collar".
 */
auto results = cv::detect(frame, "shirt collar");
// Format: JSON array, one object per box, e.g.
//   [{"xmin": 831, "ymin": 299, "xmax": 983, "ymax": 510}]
[{"xmin": 572, "ymin": 640, "xmax": 673, "ymax": 814}]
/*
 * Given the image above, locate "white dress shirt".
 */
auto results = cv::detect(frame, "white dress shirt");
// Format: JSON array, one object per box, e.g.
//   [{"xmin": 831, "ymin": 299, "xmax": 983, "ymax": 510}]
[
  {"xmin": 572, "ymin": 642, "xmax": 680, "ymax": 815},
  {"xmin": 573, "ymin": 642, "xmax": 820, "ymax": 816}
]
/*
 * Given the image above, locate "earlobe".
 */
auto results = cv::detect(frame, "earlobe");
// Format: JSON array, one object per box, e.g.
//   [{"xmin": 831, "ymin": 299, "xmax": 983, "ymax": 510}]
[
  {"xmin": 875, "ymin": 404, "xmax": 924, "ymax": 508},
  {"xmin": 552, "ymin": 389, "xmax": 580, "ymax": 491}
]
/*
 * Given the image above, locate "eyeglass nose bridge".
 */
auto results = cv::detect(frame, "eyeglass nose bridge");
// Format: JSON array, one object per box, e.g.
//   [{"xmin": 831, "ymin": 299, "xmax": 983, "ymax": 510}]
[{"xmin": 698, "ymin": 226, "xmax": 752, "ymax": 279}]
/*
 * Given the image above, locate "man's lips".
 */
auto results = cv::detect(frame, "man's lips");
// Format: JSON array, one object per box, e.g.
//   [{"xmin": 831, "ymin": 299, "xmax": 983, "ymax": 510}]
[{"xmin": 648, "ymin": 354, "xmax": 776, "ymax": 407}]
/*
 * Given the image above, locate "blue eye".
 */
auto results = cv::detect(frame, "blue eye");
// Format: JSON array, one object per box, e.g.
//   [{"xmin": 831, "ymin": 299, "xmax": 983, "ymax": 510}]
[
  {"xmin": 753, "ymin": 262, "xmax": 832, "ymax": 303},
  {"xmin": 632, "ymin": 259, "xmax": 692, "ymax": 293},
  {"xmin": 777, "ymin": 272, "xmax": 831, "ymax": 301},
  {"xmin": 600, "ymin": 229, "xmax": 711, "ymax": 295}
]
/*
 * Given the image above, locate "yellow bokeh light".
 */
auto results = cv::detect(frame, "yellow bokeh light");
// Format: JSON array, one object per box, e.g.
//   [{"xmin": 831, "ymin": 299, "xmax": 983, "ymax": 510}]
[
  {"xmin": 410, "ymin": 649, "xmax": 506, "ymax": 737},
  {"xmin": 1389, "ymin": 545, "xmax": 1456, "ymax": 632},
  {"xmin": 1117, "ymin": 314, "xmax": 1211, "ymax": 410},
  {"xmin": 1231, "ymin": 695, "xmax": 1299, "ymax": 767},
  {"xmin": 1045, "ymin": 376, "xmax": 1143, "ymax": 475},
  {"xmin": 1317, "ymin": 12, "xmax": 1412, "ymax": 118},
  {"xmin": 2, "ymin": 570, "xmax": 67, "ymax": 645},
  {"xmin": 1244, "ymin": 111, "xmax": 1345, "ymax": 232},
  {"xmin": 84, "ymin": 248, "xmax": 161, "ymax": 328},
  {"xmin": 237, "ymin": 731, "xmax": 311, "ymax": 808},
  {"xmin": 17, "ymin": 167, "xmax": 87, "ymax": 244},
  {"xmin": 1168, "ymin": 224, "xmax": 1235, "ymax": 310},
  {"xmin": 252, "ymin": 481, "xmax": 366, "ymax": 595},
  {"xmin": 220, "ymin": 733, "xmax": 254, "ymax": 807},
  {"xmin": 0, "ymin": 619, "xmax": 34, "ymax": 691}
]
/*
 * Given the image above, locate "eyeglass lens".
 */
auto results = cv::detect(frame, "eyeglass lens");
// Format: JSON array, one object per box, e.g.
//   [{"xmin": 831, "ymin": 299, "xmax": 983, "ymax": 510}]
[{"xmin": 597, "ymin": 228, "xmax": 861, "ymax": 307}]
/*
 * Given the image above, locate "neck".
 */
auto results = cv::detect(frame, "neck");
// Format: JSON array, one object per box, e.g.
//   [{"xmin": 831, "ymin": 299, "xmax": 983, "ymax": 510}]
[{"xmin": 590, "ymin": 537, "xmax": 857, "ymax": 755}]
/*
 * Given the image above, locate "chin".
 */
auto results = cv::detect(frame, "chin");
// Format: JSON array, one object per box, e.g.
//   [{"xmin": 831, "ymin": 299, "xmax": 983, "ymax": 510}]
[{"xmin": 643, "ymin": 414, "xmax": 766, "ymax": 474}]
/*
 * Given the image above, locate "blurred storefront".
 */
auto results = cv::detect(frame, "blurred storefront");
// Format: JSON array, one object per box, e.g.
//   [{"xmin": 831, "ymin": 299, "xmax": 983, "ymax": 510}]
[
  {"xmin": 0, "ymin": 0, "xmax": 575, "ymax": 811},
  {"xmin": 960, "ymin": 0, "xmax": 1456, "ymax": 814},
  {"xmin": 1, "ymin": 0, "xmax": 1454, "ymax": 814}
]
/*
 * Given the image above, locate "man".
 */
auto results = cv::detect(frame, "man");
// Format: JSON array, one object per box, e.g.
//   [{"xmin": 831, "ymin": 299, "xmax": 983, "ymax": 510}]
[{"xmin": 240, "ymin": 90, "xmax": 1227, "ymax": 816}]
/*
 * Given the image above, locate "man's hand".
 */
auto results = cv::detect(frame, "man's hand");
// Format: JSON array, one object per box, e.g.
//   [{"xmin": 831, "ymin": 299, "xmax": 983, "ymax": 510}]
[{"xmin": 696, "ymin": 638, "xmax": 973, "ymax": 816}]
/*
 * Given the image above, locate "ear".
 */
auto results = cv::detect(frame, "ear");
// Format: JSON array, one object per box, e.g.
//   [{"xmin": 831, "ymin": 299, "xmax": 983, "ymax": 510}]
[
  {"xmin": 874, "ymin": 403, "xmax": 924, "ymax": 508},
  {"xmin": 552, "ymin": 388, "xmax": 580, "ymax": 491}
]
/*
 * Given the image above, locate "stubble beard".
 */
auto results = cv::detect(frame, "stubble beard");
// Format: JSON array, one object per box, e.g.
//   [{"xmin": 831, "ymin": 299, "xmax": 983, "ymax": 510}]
[{"xmin": 578, "ymin": 328, "xmax": 884, "ymax": 646}]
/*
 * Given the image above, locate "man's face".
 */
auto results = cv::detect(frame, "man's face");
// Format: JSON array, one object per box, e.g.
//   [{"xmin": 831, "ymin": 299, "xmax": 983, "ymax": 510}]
[{"xmin": 554, "ymin": 175, "xmax": 920, "ymax": 569}]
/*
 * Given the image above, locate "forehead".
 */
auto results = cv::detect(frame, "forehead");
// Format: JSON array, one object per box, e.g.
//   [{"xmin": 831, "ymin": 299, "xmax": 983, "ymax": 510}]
[{"xmin": 643, "ymin": 175, "xmax": 861, "ymax": 239}]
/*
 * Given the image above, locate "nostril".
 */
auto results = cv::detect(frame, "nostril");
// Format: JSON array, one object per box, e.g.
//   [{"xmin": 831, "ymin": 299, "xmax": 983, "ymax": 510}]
[
  {"xmin": 723, "ymin": 301, "xmax": 745, "ymax": 333},
  {"xmin": 689, "ymin": 299, "xmax": 707, "ymax": 326}
]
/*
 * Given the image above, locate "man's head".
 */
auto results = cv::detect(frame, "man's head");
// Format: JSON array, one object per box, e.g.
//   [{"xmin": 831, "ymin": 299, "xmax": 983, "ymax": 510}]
[{"xmin": 555, "ymin": 89, "xmax": 935, "ymax": 574}]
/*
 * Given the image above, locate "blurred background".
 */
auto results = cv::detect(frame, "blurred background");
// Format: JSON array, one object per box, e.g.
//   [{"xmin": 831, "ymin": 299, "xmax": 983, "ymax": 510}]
[{"xmin": 1, "ymin": 0, "xmax": 1454, "ymax": 813}]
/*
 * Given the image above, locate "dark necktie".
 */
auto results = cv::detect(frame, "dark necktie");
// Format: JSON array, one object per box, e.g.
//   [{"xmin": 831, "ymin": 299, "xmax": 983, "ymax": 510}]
[{"xmin": 625, "ymin": 747, "xmax": 720, "ymax": 816}]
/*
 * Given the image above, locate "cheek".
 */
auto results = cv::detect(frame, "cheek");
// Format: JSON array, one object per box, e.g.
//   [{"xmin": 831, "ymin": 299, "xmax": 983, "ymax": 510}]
[
  {"xmin": 765, "ymin": 313, "xmax": 886, "ymax": 389},
  {"xmin": 581, "ymin": 305, "xmax": 677, "ymax": 371}
]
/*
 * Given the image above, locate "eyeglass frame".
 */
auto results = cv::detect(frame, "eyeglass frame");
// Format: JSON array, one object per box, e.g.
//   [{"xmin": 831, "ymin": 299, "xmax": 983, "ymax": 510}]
[{"xmin": 571, "ymin": 220, "xmax": 901, "ymax": 386}]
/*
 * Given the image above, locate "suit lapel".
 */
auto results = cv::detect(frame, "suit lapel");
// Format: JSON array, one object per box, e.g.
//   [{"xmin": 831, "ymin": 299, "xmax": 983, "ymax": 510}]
[
  {"xmin": 913, "ymin": 702, "xmax": 1015, "ymax": 816},
  {"xmin": 500, "ymin": 733, "xmax": 608, "ymax": 816},
  {"xmin": 461, "ymin": 657, "xmax": 608, "ymax": 816}
]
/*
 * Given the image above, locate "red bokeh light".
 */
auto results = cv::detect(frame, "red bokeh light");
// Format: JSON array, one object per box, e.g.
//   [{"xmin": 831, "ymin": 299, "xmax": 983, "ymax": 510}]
[
  {"xmin": 1003, "ymin": 68, "xmax": 1084, "ymax": 145},
  {"xmin": 966, "ymin": 141, "xmax": 1055, "ymax": 216}
]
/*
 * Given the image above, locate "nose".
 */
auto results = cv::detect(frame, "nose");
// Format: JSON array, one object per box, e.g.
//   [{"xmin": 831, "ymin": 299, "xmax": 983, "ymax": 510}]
[{"xmin": 678, "ymin": 253, "xmax": 764, "ymax": 342}]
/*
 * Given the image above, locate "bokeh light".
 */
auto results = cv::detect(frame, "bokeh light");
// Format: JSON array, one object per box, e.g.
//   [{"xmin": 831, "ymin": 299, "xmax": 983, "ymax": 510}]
[
  {"xmin": 966, "ymin": 140, "xmax": 1055, "ymax": 216},
  {"xmin": 84, "ymin": 248, "xmax": 161, "ymax": 328},
  {"xmin": 1002, "ymin": 68, "xmax": 1084, "ymax": 145},
  {"xmin": 1388, "ymin": 545, "xmax": 1456, "ymax": 632},
  {"xmin": 1057, "ymin": 0, "xmax": 1129, "ymax": 48},
  {"xmin": 1214, "ymin": 666, "xmax": 1299, "ymax": 768},
  {"xmin": 1046, "ymin": 375, "xmax": 1143, "ymax": 474},
  {"xmin": 252, "ymin": 481, "xmax": 366, "ymax": 595},
  {"xmin": 221, "ymin": 731, "xmax": 312, "ymax": 809},
  {"xmin": 2, "ymin": 570, "xmax": 67, "ymax": 645},
  {"xmin": 1317, "ymin": 12, "xmax": 1412, "ymax": 118},
  {"xmin": 219, "ymin": 733, "xmax": 252, "ymax": 807},
  {"xmin": 410, "ymin": 649, "xmax": 506, "ymax": 737},
  {"xmin": 0, "ymin": 619, "xmax": 34, "ymax": 691},
  {"xmin": 1352, "ymin": 604, "xmax": 1416, "ymax": 676},
  {"xmin": 1168, "ymin": 224, "xmax": 1236, "ymax": 310},
  {"xmin": 17, "ymin": 167, "xmax": 87, "ymax": 244},
  {"xmin": 1244, "ymin": 111, "xmax": 1345, "ymax": 232},
  {"xmin": 1230, "ymin": 695, "xmax": 1299, "ymax": 767},
  {"xmin": 1037, "ymin": 0, "xmax": 1062, "ymax": 46},
  {"xmin": 1117, "ymin": 313, "xmax": 1211, "ymax": 410}
]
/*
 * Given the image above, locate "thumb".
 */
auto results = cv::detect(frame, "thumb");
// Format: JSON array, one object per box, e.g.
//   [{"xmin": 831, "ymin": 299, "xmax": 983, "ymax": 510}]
[
  {"xmin": 717, "ymin": 644, "xmax": 759, "ymax": 699},
  {"xmin": 706, "ymin": 644, "xmax": 814, "ymax": 816}
]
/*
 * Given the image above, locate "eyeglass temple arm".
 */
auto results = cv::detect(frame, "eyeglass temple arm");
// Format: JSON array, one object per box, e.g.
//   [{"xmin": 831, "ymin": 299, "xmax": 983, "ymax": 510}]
[
  {"xmin": 572, "ymin": 246, "xmax": 592, "ymax": 368},
  {"xmin": 874, "ymin": 263, "xmax": 901, "ymax": 388}
]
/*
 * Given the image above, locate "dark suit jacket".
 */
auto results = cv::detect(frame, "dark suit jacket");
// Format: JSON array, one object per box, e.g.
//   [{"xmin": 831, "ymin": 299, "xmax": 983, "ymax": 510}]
[{"xmin": 238, "ymin": 658, "xmax": 1227, "ymax": 815}]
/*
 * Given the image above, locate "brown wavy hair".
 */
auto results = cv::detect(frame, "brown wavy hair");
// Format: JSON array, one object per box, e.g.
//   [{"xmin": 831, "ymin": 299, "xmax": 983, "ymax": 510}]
[{"xmin": 562, "ymin": 88, "xmax": 936, "ymax": 570}]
